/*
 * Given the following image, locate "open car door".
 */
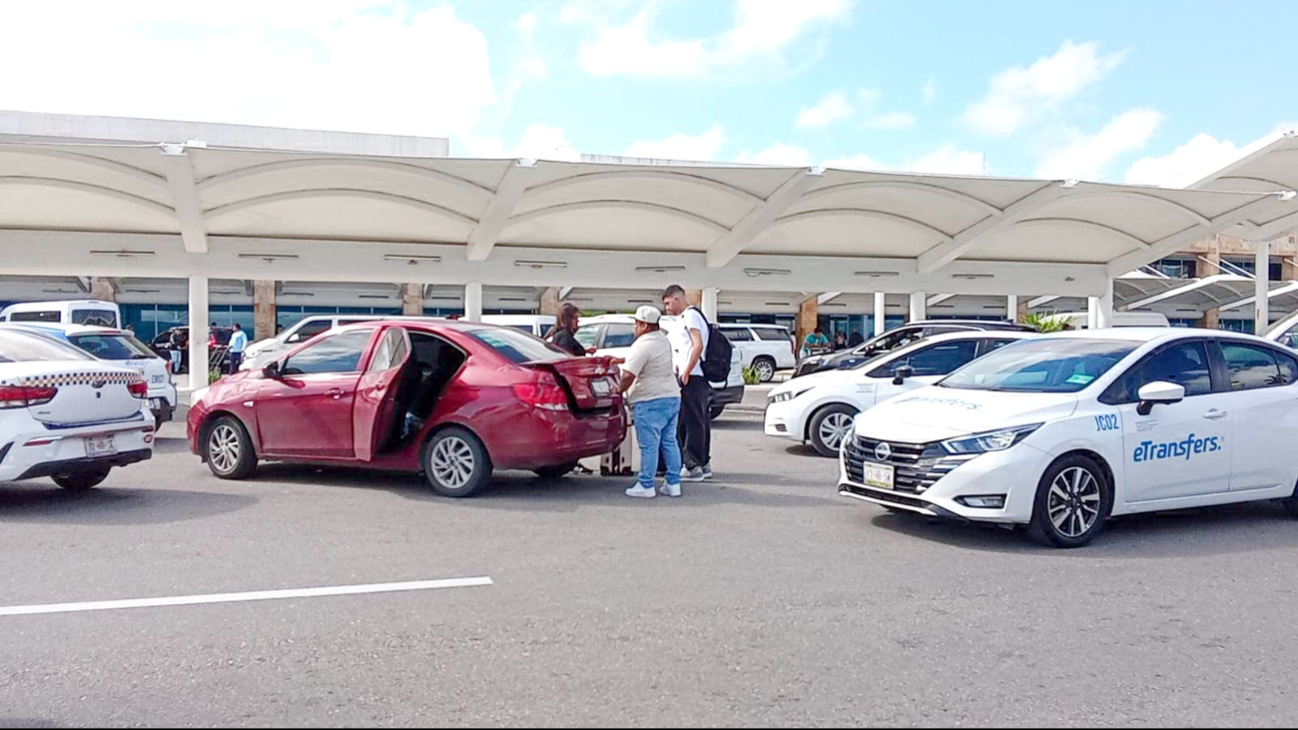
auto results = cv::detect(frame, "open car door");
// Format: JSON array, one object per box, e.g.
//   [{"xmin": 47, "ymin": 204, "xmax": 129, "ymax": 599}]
[{"xmin": 353, "ymin": 326, "xmax": 412, "ymax": 461}]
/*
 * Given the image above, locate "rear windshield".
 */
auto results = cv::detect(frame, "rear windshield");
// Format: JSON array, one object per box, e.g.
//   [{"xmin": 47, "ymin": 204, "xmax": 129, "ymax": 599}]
[
  {"xmin": 69, "ymin": 333, "xmax": 157, "ymax": 360},
  {"xmin": 470, "ymin": 328, "xmax": 569, "ymax": 364},
  {"xmin": 0, "ymin": 330, "xmax": 94, "ymax": 363},
  {"xmin": 9, "ymin": 311, "xmax": 61, "ymax": 323},
  {"xmin": 72, "ymin": 309, "xmax": 119, "ymax": 327},
  {"xmin": 940, "ymin": 339, "xmax": 1136, "ymax": 393}
]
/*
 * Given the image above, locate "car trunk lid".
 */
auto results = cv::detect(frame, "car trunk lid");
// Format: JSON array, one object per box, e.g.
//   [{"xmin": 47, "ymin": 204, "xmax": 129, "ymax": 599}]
[
  {"xmin": 529, "ymin": 357, "xmax": 620, "ymax": 411},
  {"xmin": 0, "ymin": 362, "xmax": 145, "ymax": 426}
]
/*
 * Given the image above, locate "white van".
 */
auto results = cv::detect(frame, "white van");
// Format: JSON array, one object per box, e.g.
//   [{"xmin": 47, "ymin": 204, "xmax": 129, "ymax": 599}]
[
  {"xmin": 1045, "ymin": 311, "xmax": 1170, "ymax": 330},
  {"xmin": 0, "ymin": 300, "xmax": 121, "ymax": 328},
  {"xmin": 481, "ymin": 314, "xmax": 557, "ymax": 338}
]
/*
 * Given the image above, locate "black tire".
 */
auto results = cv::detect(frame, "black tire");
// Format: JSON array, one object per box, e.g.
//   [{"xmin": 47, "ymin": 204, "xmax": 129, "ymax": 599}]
[
  {"xmin": 753, "ymin": 356, "xmax": 777, "ymax": 383},
  {"xmin": 423, "ymin": 427, "xmax": 492, "ymax": 498},
  {"xmin": 204, "ymin": 415, "xmax": 258, "ymax": 480},
  {"xmin": 807, "ymin": 403, "xmax": 859, "ymax": 458},
  {"xmin": 1282, "ymin": 479, "xmax": 1298, "ymax": 518},
  {"xmin": 710, "ymin": 405, "xmax": 725, "ymax": 420},
  {"xmin": 534, "ymin": 461, "xmax": 579, "ymax": 479},
  {"xmin": 52, "ymin": 466, "xmax": 111, "ymax": 492},
  {"xmin": 1027, "ymin": 454, "xmax": 1112, "ymax": 549}
]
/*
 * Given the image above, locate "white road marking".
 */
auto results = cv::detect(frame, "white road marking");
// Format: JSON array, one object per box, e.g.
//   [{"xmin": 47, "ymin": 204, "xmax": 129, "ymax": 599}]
[{"xmin": 0, "ymin": 576, "xmax": 494, "ymax": 618}]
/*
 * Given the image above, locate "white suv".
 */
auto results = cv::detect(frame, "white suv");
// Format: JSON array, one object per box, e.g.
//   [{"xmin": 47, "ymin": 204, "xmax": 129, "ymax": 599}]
[{"xmin": 719, "ymin": 324, "xmax": 797, "ymax": 382}]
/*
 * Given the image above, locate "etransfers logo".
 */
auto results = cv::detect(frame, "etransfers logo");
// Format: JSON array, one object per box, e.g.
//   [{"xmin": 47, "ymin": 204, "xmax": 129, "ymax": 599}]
[{"xmin": 1133, "ymin": 433, "xmax": 1222, "ymax": 463}]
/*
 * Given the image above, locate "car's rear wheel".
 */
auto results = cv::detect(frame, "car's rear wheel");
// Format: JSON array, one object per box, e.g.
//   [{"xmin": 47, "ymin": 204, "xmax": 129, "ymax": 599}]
[
  {"xmin": 534, "ymin": 461, "xmax": 579, "ymax": 479},
  {"xmin": 424, "ymin": 427, "xmax": 492, "ymax": 498},
  {"xmin": 205, "ymin": 416, "xmax": 258, "ymax": 480},
  {"xmin": 52, "ymin": 466, "xmax": 111, "ymax": 492},
  {"xmin": 808, "ymin": 404, "xmax": 858, "ymax": 457},
  {"xmin": 753, "ymin": 356, "xmax": 777, "ymax": 383},
  {"xmin": 1028, "ymin": 455, "xmax": 1111, "ymax": 549},
  {"xmin": 710, "ymin": 405, "xmax": 725, "ymax": 420},
  {"xmin": 1282, "ymin": 478, "xmax": 1298, "ymax": 518}
]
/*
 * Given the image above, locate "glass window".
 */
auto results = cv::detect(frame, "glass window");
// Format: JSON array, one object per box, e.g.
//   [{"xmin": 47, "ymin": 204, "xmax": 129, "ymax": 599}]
[
  {"xmin": 940, "ymin": 339, "xmax": 1136, "ymax": 393},
  {"xmin": 71, "ymin": 309, "xmax": 119, "ymax": 327},
  {"xmin": 9, "ymin": 310, "xmax": 61, "ymax": 323},
  {"xmin": 286, "ymin": 320, "xmax": 334, "ymax": 344},
  {"xmin": 755, "ymin": 327, "xmax": 791, "ymax": 342},
  {"xmin": 282, "ymin": 331, "xmax": 373, "ymax": 375},
  {"xmin": 721, "ymin": 327, "xmax": 753, "ymax": 342},
  {"xmin": 0, "ymin": 330, "xmax": 93, "ymax": 362},
  {"xmin": 1106, "ymin": 342, "xmax": 1213, "ymax": 403},
  {"xmin": 602, "ymin": 324, "xmax": 636, "ymax": 349},
  {"xmin": 68, "ymin": 333, "xmax": 157, "ymax": 361},
  {"xmin": 1220, "ymin": 342, "xmax": 1285, "ymax": 390},
  {"xmin": 574, "ymin": 325, "xmax": 601, "ymax": 349},
  {"xmin": 872, "ymin": 340, "xmax": 978, "ymax": 378},
  {"xmin": 470, "ymin": 328, "xmax": 569, "ymax": 364},
  {"xmin": 367, "ymin": 329, "xmax": 409, "ymax": 372},
  {"xmin": 858, "ymin": 326, "xmax": 925, "ymax": 356},
  {"xmin": 1275, "ymin": 323, "xmax": 1298, "ymax": 350},
  {"xmin": 981, "ymin": 338, "xmax": 1017, "ymax": 356},
  {"xmin": 1277, "ymin": 350, "xmax": 1298, "ymax": 385},
  {"xmin": 920, "ymin": 326, "xmax": 970, "ymax": 338}
]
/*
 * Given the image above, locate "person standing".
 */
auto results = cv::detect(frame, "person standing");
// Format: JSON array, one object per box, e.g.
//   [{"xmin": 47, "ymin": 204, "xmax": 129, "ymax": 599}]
[
  {"xmin": 834, "ymin": 331, "xmax": 848, "ymax": 351},
  {"xmin": 802, "ymin": 326, "xmax": 830, "ymax": 357},
  {"xmin": 660, "ymin": 284, "xmax": 711, "ymax": 482},
  {"xmin": 227, "ymin": 323, "xmax": 248, "ymax": 373},
  {"xmin": 547, "ymin": 303, "xmax": 589, "ymax": 357},
  {"xmin": 617, "ymin": 306, "xmax": 683, "ymax": 499},
  {"xmin": 168, "ymin": 328, "xmax": 184, "ymax": 374}
]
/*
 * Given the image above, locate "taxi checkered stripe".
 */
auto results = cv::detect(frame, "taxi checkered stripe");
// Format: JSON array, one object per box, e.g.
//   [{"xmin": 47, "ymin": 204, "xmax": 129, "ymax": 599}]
[{"xmin": 9, "ymin": 371, "xmax": 144, "ymax": 388}]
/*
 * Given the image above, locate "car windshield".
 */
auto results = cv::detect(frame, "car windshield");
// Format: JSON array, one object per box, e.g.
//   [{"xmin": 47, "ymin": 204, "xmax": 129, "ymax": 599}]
[
  {"xmin": 0, "ymin": 330, "xmax": 94, "ymax": 363},
  {"xmin": 856, "ymin": 328, "xmax": 923, "ymax": 355},
  {"xmin": 69, "ymin": 333, "xmax": 157, "ymax": 360},
  {"xmin": 470, "ymin": 327, "xmax": 570, "ymax": 364},
  {"xmin": 939, "ymin": 338, "xmax": 1136, "ymax": 393},
  {"xmin": 72, "ymin": 309, "xmax": 119, "ymax": 327}
]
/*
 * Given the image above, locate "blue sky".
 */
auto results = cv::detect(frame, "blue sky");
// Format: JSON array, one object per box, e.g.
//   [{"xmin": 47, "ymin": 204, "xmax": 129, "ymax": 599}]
[{"xmin": 2, "ymin": 0, "xmax": 1293, "ymax": 184}]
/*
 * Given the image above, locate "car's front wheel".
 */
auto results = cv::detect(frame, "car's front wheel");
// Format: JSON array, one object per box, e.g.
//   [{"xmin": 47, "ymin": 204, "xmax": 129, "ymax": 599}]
[
  {"xmin": 808, "ymin": 404, "xmax": 858, "ymax": 457},
  {"xmin": 205, "ymin": 416, "xmax": 258, "ymax": 480},
  {"xmin": 424, "ymin": 427, "xmax": 492, "ymax": 498},
  {"xmin": 1028, "ymin": 455, "xmax": 1112, "ymax": 549},
  {"xmin": 52, "ymin": 466, "xmax": 111, "ymax": 492},
  {"xmin": 752, "ymin": 356, "xmax": 777, "ymax": 383}
]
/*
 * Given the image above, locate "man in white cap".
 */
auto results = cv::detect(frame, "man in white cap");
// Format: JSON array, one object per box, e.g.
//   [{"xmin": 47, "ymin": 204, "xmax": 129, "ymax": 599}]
[{"xmin": 616, "ymin": 306, "xmax": 684, "ymax": 499}]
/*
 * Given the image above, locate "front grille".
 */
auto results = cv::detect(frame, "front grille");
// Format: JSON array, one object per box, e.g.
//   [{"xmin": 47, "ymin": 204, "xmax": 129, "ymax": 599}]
[{"xmin": 843, "ymin": 436, "xmax": 976, "ymax": 494}]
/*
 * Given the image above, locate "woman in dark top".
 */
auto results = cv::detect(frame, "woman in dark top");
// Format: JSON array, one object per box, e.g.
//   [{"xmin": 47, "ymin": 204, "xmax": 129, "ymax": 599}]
[{"xmin": 548, "ymin": 303, "xmax": 588, "ymax": 357}]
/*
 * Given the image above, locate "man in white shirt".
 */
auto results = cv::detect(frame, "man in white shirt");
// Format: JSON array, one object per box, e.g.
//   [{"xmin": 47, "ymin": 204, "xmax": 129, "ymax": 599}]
[
  {"xmin": 617, "ymin": 306, "xmax": 683, "ymax": 499},
  {"xmin": 661, "ymin": 284, "xmax": 712, "ymax": 482}
]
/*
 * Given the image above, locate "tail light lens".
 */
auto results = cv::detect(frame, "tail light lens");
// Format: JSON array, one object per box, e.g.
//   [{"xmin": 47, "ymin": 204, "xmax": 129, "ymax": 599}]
[
  {"xmin": 128, "ymin": 381, "xmax": 149, "ymax": 399},
  {"xmin": 513, "ymin": 376, "xmax": 568, "ymax": 412},
  {"xmin": 0, "ymin": 385, "xmax": 58, "ymax": 409}
]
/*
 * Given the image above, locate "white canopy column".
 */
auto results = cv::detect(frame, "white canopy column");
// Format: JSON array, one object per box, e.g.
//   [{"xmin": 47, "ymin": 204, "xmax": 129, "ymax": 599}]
[
  {"xmin": 874, "ymin": 293, "xmax": 886, "ymax": 336},
  {"xmin": 909, "ymin": 292, "xmax": 927, "ymax": 322},
  {"xmin": 1255, "ymin": 239, "xmax": 1270, "ymax": 333},
  {"xmin": 1006, "ymin": 294, "xmax": 1019, "ymax": 322},
  {"xmin": 464, "ymin": 282, "xmax": 483, "ymax": 322},
  {"xmin": 1096, "ymin": 278, "xmax": 1115, "ymax": 329},
  {"xmin": 702, "ymin": 287, "xmax": 719, "ymax": 322},
  {"xmin": 187, "ymin": 275, "xmax": 208, "ymax": 389}
]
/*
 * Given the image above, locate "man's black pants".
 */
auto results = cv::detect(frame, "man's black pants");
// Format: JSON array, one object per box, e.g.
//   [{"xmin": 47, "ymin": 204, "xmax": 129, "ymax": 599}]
[{"xmin": 678, "ymin": 376, "xmax": 712, "ymax": 470}]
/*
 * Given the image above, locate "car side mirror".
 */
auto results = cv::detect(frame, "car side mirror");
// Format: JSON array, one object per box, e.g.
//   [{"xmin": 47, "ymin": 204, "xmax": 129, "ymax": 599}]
[
  {"xmin": 263, "ymin": 361, "xmax": 282, "ymax": 380},
  {"xmin": 893, "ymin": 365, "xmax": 914, "ymax": 386},
  {"xmin": 1136, "ymin": 381, "xmax": 1184, "ymax": 416}
]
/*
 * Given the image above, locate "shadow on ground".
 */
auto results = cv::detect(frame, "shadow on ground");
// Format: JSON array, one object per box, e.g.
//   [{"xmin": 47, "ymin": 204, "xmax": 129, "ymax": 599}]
[{"xmin": 0, "ymin": 486, "xmax": 257, "ymax": 527}]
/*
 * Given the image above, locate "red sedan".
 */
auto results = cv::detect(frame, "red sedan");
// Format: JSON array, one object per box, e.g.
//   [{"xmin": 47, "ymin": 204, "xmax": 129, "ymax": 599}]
[{"xmin": 187, "ymin": 320, "xmax": 626, "ymax": 497}]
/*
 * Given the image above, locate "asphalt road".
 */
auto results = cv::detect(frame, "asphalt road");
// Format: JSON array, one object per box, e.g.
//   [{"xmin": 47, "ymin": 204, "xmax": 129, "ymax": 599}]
[{"xmin": 3, "ymin": 411, "xmax": 1298, "ymax": 727}]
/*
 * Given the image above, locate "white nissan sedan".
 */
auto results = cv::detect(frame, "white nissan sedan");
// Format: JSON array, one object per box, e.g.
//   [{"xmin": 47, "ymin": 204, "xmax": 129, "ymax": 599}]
[
  {"xmin": 766, "ymin": 331, "xmax": 1034, "ymax": 456},
  {"xmin": 839, "ymin": 328, "xmax": 1298, "ymax": 548}
]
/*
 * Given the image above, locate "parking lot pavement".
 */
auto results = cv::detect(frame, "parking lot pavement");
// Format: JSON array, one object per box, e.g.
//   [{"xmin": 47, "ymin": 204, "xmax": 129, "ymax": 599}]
[{"xmin": 6, "ymin": 414, "xmax": 1298, "ymax": 726}]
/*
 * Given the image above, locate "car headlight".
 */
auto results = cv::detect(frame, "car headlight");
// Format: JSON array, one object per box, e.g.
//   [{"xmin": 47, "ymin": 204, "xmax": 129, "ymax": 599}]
[
  {"xmin": 940, "ymin": 423, "xmax": 1042, "ymax": 455},
  {"xmin": 769, "ymin": 388, "xmax": 811, "ymax": 404}
]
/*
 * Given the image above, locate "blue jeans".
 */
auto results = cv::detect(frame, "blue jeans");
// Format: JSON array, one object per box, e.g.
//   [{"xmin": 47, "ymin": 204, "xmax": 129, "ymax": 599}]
[
  {"xmin": 169, "ymin": 348, "xmax": 182, "ymax": 372},
  {"xmin": 633, "ymin": 397, "xmax": 682, "ymax": 490}
]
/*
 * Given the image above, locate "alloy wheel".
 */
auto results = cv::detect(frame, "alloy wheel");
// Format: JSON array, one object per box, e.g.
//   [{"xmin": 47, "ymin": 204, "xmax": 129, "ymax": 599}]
[
  {"xmin": 209, "ymin": 424, "xmax": 241, "ymax": 474},
  {"xmin": 1047, "ymin": 466, "xmax": 1102, "ymax": 538},
  {"xmin": 430, "ymin": 436, "xmax": 476, "ymax": 489},
  {"xmin": 818, "ymin": 412, "xmax": 855, "ymax": 451},
  {"xmin": 755, "ymin": 359, "xmax": 775, "ymax": 382}
]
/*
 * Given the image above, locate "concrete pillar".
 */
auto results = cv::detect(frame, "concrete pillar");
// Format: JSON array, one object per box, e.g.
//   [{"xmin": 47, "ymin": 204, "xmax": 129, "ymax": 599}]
[
  {"xmin": 402, "ymin": 284, "xmax": 425, "ymax": 316},
  {"xmin": 253, "ymin": 280, "xmax": 276, "ymax": 341},
  {"xmin": 1255, "ymin": 239, "xmax": 1270, "ymax": 334},
  {"xmin": 1087, "ymin": 298, "xmax": 1099, "ymax": 330},
  {"xmin": 702, "ymin": 287, "xmax": 719, "ymax": 322},
  {"xmin": 1197, "ymin": 238, "xmax": 1222, "ymax": 329},
  {"xmin": 538, "ymin": 287, "xmax": 561, "ymax": 316},
  {"xmin": 464, "ymin": 282, "xmax": 483, "ymax": 322},
  {"xmin": 187, "ymin": 275, "xmax": 209, "ymax": 388},
  {"xmin": 873, "ymin": 292, "xmax": 886, "ymax": 336},
  {"xmin": 796, "ymin": 296, "xmax": 818, "ymax": 350},
  {"xmin": 1283, "ymin": 256, "xmax": 1298, "ymax": 282},
  {"xmin": 1016, "ymin": 300, "xmax": 1029, "ymax": 325},
  {"xmin": 1096, "ymin": 278, "xmax": 1115, "ymax": 329},
  {"xmin": 89, "ymin": 277, "xmax": 116, "ymax": 302},
  {"xmin": 1006, "ymin": 295, "xmax": 1019, "ymax": 323},
  {"xmin": 908, "ymin": 292, "xmax": 926, "ymax": 322}
]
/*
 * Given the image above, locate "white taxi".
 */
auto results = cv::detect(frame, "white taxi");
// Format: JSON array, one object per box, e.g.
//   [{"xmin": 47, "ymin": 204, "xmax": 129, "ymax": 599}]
[
  {"xmin": 839, "ymin": 328, "xmax": 1298, "ymax": 548},
  {"xmin": 766, "ymin": 331, "xmax": 1033, "ymax": 456}
]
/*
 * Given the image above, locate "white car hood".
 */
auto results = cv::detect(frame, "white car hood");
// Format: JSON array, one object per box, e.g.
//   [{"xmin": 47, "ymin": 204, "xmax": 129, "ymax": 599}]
[{"xmin": 853, "ymin": 385, "xmax": 1079, "ymax": 443}]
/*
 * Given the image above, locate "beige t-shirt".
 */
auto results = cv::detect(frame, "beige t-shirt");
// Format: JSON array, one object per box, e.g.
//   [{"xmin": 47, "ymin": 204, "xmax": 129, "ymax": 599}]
[{"xmin": 623, "ymin": 330, "xmax": 681, "ymax": 404}]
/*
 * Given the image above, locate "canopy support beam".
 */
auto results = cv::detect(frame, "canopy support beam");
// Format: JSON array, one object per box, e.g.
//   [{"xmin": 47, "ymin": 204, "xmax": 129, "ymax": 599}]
[
  {"xmin": 706, "ymin": 169, "xmax": 822, "ymax": 268},
  {"xmin": 466, "ymin": 160, "xmax": 536, "ymax": 262},
  {"xmin": 160, "ymin": 144, "xmax": 208, "ymax": 254}
]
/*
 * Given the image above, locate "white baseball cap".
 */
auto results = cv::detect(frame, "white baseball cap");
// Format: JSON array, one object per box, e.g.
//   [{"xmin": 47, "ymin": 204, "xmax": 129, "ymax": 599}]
[{"xmin": 634, "ymin": 305, "xmax": 662, "ymax": 325}]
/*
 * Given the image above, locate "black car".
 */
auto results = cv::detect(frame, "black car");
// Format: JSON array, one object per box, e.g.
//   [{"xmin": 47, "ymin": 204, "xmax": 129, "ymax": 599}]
[
  {"xmin": 151, "ymin": 326, "xmax": 235, "ymax": 373},
  {"xmin": 793, "ymin": 320, "xmax": 1035, "ymax": 377}
]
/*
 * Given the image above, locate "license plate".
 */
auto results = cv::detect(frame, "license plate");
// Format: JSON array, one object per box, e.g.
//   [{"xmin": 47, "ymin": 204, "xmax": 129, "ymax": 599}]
[
  {"xmin": 591, "ymin": 380, "xmax": 611, "ymax": 396},
  {"xmin": 149, "ymin": 398, "xmax": 163, "ymax": 409},
  {"xmin": 85, "ymin": 435, "xmax": 117, "ymax": 458},
  {"xmin": 863, "ymin": 461, "xmax": 895, "ymax": 490}
]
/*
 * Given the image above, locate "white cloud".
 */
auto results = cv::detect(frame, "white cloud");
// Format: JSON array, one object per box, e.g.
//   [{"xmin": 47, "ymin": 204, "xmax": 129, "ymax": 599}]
[
  {"xmin": 580, "ymin": 0, "xmax": 851, "ymax": 78},
  {"xmin": 863, "ymin": 111, "xmax": 916, "ymax": 130},
  {"xmin": 824, "ymin": 145, "xmax": 985, "ymax": 175},
  {"xmin": 1125, "ymin": 133, "xmax": 1241, "ymax": 187},
  {"xmin": 463, "ymin": 123, "xmax": 581, "ymax": 161},
  {"xmin": 734, "ymin": 143, "xmax": 812, "ymax": 166},
  {"xmin": 1276, "ymin": 121, "xmax": 1298, "ymax": 134},
  {"xmin": 922, "ymin": 77, "xmax": 937, "ymax": 105},
  {"xmin": 623, "ymin": 124, "xmax": 728, "ymax": 161},
  {"xmin": 857, "ymin": 88, "xmax": 883, "ymax": 108},
  {"xmin": 0, "ymin": 2, "xmax": 497, "ymax": 138},
  {"xmin": 1035, "ymin": 108, "xmax": 1165, "ymax": 180},
  {"xmin": 796, "ymin": 92, "xmax": 852, "ymax": 129},
  {"xmin": 964, "ymin": 40, "xmax": 1126, "ymax": 137}
]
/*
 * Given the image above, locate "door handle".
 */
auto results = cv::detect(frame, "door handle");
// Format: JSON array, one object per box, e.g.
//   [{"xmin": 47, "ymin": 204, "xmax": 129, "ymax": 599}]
[
  {"xmin": 1203, "ymin": 410, "xmax": 1228, "ymax": 420},
  {"xmin": 327, "ymin": 388, "xmax": 345, "ymax": 399}
]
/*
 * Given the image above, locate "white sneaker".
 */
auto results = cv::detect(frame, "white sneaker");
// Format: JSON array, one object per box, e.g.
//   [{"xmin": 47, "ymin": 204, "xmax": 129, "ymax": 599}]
[
  {"xmin": 625, "ymin": 485, "xmax": 657, "ymax": 499},
  {"xmin": 702, "ymin": 464, "xmax": 714, "ymax": 480},
  {"xmin": 680, "ymin": 467, "xmax": 706, "ymax": 482},
  {"xmin": 658, "ymin": 483, "xmax": 682, "ymax": 498}
]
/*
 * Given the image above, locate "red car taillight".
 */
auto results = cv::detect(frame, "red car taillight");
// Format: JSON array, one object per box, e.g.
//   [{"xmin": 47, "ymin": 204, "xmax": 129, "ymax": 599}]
[
  {"xmin": 0, "ymin": 385, "xmax": 58, "ymax": 409},
  {"xmin": 128, "ymin": 381, "xmax": 148, "ymax": 399},
  {"xmin": 512, "ymin": 377, "xmax": 569, "ymax": 412}
]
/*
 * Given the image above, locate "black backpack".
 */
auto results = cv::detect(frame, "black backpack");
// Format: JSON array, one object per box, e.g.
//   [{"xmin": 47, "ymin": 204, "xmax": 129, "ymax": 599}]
[{"xmin": 688, "ymin": 307, "xmax": 733, "ymax": 383}]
